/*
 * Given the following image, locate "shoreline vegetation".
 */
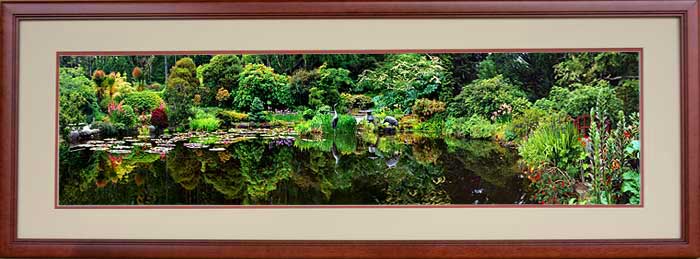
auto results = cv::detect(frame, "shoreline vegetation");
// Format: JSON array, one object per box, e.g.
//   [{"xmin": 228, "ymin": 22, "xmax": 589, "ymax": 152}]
[{"xmin": 58, "ymin": 52, "xmax": 640, "ymax": 205}]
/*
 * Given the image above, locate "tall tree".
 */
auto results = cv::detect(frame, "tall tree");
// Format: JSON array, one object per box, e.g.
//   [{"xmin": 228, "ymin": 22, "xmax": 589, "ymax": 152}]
[
  {"xmin": 478, "ymin": 53, "xmax": 565, "ymax": 100},
  {"xmin": 199, "ymin": 55, "xmax": 244, "ymax": 106},
  {"xmin": 163, "ymin": 57, "xmax": 201, "ymax": 129}
]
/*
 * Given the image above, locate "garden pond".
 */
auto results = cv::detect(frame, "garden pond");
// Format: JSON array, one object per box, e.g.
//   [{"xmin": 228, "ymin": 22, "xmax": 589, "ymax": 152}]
[{"xmin": 59, "ymin": 129, "xmax": 530, "ymax": 205}]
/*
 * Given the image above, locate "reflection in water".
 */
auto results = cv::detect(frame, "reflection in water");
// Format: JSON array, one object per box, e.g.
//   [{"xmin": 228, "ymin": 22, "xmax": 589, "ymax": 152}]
[{"xmin": 59, "ymin": 133, "xmax": 528, "ymax": 205}]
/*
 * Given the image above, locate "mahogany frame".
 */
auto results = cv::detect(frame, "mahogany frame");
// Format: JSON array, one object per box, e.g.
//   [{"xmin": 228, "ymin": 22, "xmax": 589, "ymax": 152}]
[{"xmin": 0, "ymin": 0, "xmax": 698, "ymax": 258}]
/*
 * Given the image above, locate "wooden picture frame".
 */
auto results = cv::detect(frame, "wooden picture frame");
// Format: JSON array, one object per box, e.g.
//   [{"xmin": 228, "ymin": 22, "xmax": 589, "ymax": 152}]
[{"xmin": 1, "ymin": 0, "xmax": 698, "ymax": 258}]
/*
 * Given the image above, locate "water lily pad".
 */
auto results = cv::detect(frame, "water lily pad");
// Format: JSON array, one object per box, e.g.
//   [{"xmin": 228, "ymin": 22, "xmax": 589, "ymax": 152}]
[{"xmin": 109, "ymin": 149, "xmax": 132, "ymax": 154}]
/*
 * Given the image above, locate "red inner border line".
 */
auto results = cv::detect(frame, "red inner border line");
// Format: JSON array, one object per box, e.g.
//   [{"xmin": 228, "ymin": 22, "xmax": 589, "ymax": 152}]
[{"xmin": 54, "ymin": 48, "xmax": 644, "ymax": 209}]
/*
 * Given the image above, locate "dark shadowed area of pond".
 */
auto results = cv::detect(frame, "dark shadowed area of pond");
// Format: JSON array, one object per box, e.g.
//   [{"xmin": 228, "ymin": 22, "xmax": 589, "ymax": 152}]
[{"xmin": 59, "ymin": 131, "xmax": 530, "ymax": 205}]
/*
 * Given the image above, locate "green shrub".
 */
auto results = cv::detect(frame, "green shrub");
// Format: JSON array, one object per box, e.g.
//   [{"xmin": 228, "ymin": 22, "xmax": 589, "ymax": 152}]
[
  {"xmin": 341, "ymin": 93, "xmax": 373, "ymax": 110},
  {"xmin": 301, "ymin": 109, "xmax": 315, "ymax": 120},
  {"xmin": 554, "ymin": 52, "xmax": 639, "ymax": 87},
  {"xmin": 268, "ymin": 113, "xmax": 303, "ymax": 123},
  {"xmin": 464, "ymin": 115, "xmax": 497, "ymax": 139},
  {"xmin": 518, "ymin": 121, "xmax": 585, "ymax": 172},
  {"xmin": 200, "ymin": 55, "xmax": 244, "ymax": 106},
  {"xmin": 414, "ymin": 117, "xmax": 444, "ymax": 134},
  {"xmin": 448, "ymin": 75, "xmax": 530, "ymax": 121},
  {"xmin": 295, "ymin": 113, "xmax": 356, "ymax": 136},
  {"xmin": 248, "ymin": 97, "xmax": 268, "ymax": 122},
  {"xmin": 622, "ymin": 170, "xmax": 640, "ymax": 205},
  {"xmin": 120, "ymin": 91, "xmax": 163, "ymax": 114},
  {"xmin": 399, "ymin": 115, "xmax": 421, "ymax": 130},
  {"xmin": 357, "ymin": 54, "xmax": 452, "ymax": 113},
  {"xmin": 58, "ymin": 67, "xmax": 100, "ymax": 138},
  {"xmin": 59, "ymin": 92, "xmax": 87, "ymax": 135},
  {"xmin": 411, "ymin": 98, "xmax": 446, "ymax": 119},
  {"xmin": 189, "ymin": 109, "xmax": 221, "ymax": 132},
  {"xmin": 508, "ymin": 108, "xmax": 548, "ymax": 139},
  {"xmin": 303, "ymin": 65, "xmax": 353, "ymax": 109},
  {"xmin": 109, "ymin": 104, "xmax": 138, "ymax": 130},
  {"xmin": 190, "ymin": 117, "xmax": 220, "ymax": 132},
  {"xmin": 444, "ymin": 115, "xmax": 496, "ymax": 139},
  {"xmin": 616, "ymin": 79, "xmax": 640, "ymax": 115},
  {"xmin": 232, "ymin": 64, "xmax": 291, "ymax": 111},
  {"xmin": 289, "ymin": 69, "xmax": 315, "ymax": 108},
  {"xmin": 534, "ymin": 83, "xmax": 623, "ymax": 120},
  {"xmin": 217, "ymin": 110, "xmax": 248, "ymax": 125},
  {"xmin": 294, "ymin": 121, "xmax": 318, "ymax": 136},
  {"xmin": 163, "ymin": 57, "xmax": 202, "ymax": 128}
]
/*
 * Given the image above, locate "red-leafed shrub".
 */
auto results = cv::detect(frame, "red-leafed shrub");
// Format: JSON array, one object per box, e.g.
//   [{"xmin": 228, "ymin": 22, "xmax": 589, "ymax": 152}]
[{"xmin": 150, "ymin": 103, "xmax": 169, "ymax": 129}]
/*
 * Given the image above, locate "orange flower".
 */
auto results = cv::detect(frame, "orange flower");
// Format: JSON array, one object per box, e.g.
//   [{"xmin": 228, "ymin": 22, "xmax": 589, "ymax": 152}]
[
  {"xmin": 92, "ymin": 69, "xmax": 105, "ymax": 80},
  {"xmin": 578, "ymin": 136, "xmax": 590, "ymax": 148},
  {"xmin": 611, "ymin": 160, "xmax": 620, "ymax": 170},
  {"xmin": 132, "ymin": 66, "xmax": 143, "ymax": 79}
]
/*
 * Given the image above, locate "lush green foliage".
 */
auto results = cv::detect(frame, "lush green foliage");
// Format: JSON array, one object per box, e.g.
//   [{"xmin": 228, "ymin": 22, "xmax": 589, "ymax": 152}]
[
  {"xmin": 444, "ymin": 115, "xmax": 497, "ymax": 139},
  {"xmin": 340, "ymin": 93, "xmax": 373, "ymax": 110},
  {"xmin": 106, "ymin": 102, "xmax": 139, "ymax": 135},
  {"xmin": 413, "ymin": 117, "xmax": 445, "ymax": 134},
  {"xmin": 554, "ymin": 52, "xmax": 639, "ymax": 87},
  {"xmin": 448, "ymin": 75, "xmax": 531, "ymax": 121},
  {"xmin": 189, "ymin": 108, "xmax": 221, "ymax": 132},
  {"xmin": 304, "ymin": 65, "xmax": 353, "ymax": 109},
  {"xmin": 622, "ymin": 140, "xmax": 641, "ymax": 204},
  {"xmin": 248, "ymin": 97, "xmax": 268, "ymax": 122},
  {"xmin": 295, "ymin": 113, "xmax": 356, "ymax": 136},
  {"xmin": 477, "ymin": 53, "xmax": 565, "ymax": 100},
  {"xmin": 357, "ymin": 54, "xmax": 452, "ymax": 113},
  {"xmin": 217, "ymin": 110, "xmax": 248, "ymax": 126},
  {"xmin": 119, "ymin": 91, "xmax": 163, "ymax": 114},
  {"xmin": 517, "ymin": 121, "xmax": 585, "ymax": 204},
  {"xmin": 518, "ymin": 121, "xmax": 584, "ymax": 172},
  {"xmin": 535, "ymin": 83, "xmax": 623, "ymax": 119},
  {"xmin": 288, "ymin": 69, "xmax": 316, "ymax": 107},
  {"xmin": 163, "ymin": 58, "xmax": 202, "ymax": 129},
  {"xmin": 411, "ymin": 98, "xmax": 446, "ymax": 119},
  {"xmin": 508, "ymin": 108, "xmax": 548, "ymax": 140},
  {"xmin": 232, "ymin": 64, "xmax": 291, "ymax": 111},
  {"xmin": 58, "ymin": 67, "xmax": 101, "ymax": 136},
  {"xmin": 59, "ymin": 52, "xmax": 641, "ymax": 206},
  {"xmin": 616, "ymin": 79, "xmax": 640, "ymax": 115},
  {"xmin": 199, "ymin": 55, "xmax": 244, "ymax": 106},
  {"xmin": 583, "ymin": 110, "xmax": 639, "ymax": 204}
]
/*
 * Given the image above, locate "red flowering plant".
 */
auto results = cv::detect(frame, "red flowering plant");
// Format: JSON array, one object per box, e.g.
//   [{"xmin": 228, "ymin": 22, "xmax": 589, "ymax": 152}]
[
  {"xmin": 584, "ymin": 109, "xmax": 640, "ymax": 205},
  {"xmin": 107, "ymin": 100, "xmax": 124, "ymax": 115},
  {"xmin": 518, "ymin": 119, "xmax": 586, "ymax": 204},
  {"xmin": 522, "ymin": 163, "xmax": 578, "ymax": 204}
]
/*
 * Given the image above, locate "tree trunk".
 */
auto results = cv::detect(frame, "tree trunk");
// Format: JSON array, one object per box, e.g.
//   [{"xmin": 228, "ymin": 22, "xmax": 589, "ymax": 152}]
[{"xmin": 164, "ymin": 56, "xmax": 168, "ymax": 82}]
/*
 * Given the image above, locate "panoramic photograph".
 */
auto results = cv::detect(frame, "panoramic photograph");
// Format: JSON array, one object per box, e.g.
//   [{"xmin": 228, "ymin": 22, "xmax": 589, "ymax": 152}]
[{"xmin": 58, "ymin": 51, "xmax": 641, "ymax": 206}]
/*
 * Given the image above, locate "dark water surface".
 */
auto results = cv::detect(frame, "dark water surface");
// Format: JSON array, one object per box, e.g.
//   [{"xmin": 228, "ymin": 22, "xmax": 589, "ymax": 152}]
[{"xmin": 59, "ymin": 132, "xmax": 529, "ymax": 205}]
